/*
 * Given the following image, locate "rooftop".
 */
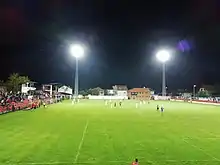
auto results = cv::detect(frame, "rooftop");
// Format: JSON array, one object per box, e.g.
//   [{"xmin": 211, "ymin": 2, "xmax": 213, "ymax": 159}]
[{"xmin": 128, "ymin": 88, "xmax": 150, "ymax": 92}]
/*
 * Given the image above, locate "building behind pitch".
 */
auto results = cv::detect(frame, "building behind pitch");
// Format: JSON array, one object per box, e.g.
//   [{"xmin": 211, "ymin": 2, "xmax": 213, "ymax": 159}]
[
  {"xmin": 112, "ymin": 85, "xmax": 128, "ymax": 97},
  {"xmin": 128, "ymin": 88, "xmax": 151, "ymax": 100}
]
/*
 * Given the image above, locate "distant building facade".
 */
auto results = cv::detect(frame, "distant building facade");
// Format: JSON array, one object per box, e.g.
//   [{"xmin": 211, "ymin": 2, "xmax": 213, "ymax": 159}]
[
  {"xmin": 128, "ymin": 88, "xmax": 151, "ymax": 100},
  {"xmin": 58, "ymin": 85, "xmax": 72, "ymax": 95},
  {"xmin": 106, "ymin": 89, "xmax": 114, "ymax": 95},
  {"xmin": 21, "ymin": 82, "xmax": 36, "ymax": 94},
  {"xmin": 112, "ymin": 85, "xmax": 128, "ymax": 97}
]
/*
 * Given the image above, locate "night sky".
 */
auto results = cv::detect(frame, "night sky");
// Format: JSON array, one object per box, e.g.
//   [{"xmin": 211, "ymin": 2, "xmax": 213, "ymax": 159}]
[{"xmin": 1, "ymin": 0, "xmax": 220, "ymax": 91}]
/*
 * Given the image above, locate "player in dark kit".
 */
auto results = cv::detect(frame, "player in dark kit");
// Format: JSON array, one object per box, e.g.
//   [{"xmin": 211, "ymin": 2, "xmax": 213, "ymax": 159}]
[
  {"xmin": 132, "ymin": 158, "xmax": 139, "ymax": 165},
  {"xmin": 114, "ymin": 102, "xmax": 117, "ymax": 107},
  {"xmin": 119, "ymin": 100, "xmax": 122, "ymax": 107},
  {"xmin": 161, "ymin": 105, "xmax": 164, "ymax": 113},
  {"xmin": 156, "ymin": 105, "xmax": 159, "ymax": 111}
]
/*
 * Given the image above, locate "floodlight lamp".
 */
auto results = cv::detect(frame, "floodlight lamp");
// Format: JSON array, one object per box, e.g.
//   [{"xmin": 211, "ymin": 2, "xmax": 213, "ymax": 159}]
[
  {"xmin": 156, "ymin": 50, "xmax": 170, "ymax": 63},
  {"xmin": 70, "ymin": 44, "xmax": 84, "ymax": 58},
  {"xmin": 193, "ymin": 85, "xmax": 196, "ymax": 87}
]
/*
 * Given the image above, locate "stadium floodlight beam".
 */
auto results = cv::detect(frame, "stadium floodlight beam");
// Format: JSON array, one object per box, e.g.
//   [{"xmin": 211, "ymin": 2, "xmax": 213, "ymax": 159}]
[
  {"xmin": 156, "ymin": 50, "xmax": 170, "ymax": 96},
  {"xmin": 70, "ymin": 44, "xmax": 84, "ymax": 102}
]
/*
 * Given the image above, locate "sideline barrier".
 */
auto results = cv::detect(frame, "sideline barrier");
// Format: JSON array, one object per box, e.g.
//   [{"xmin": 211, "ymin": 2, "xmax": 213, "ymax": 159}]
[
  {"xmin": 88, "ymin": 95, "xmax": 128, "ymax": 100},
  {"xmin": 154, "ymin": 96, "xmax": 171, "ymax": 100},
  {"xmin": 171, "ymin": 99, "xmax": 220, "ymax": 106}
]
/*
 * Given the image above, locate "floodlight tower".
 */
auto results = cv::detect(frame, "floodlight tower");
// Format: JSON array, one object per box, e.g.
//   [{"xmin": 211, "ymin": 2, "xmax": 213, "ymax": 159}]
[
  {"xmin": 156, "ymin": 50, "xmax": 170, "ymax": 96},
  {"xmin": 193, "ymin": 84, "xmax": 196, "ymax": 98},
  {"xmin": 70, "ymin": 44, "xmax": 84, "ymax": 101}
]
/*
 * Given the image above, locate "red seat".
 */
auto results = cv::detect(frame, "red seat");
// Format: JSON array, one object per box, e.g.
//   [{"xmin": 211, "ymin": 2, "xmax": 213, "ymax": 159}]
[{"xmin": 0, "ymin": 106, "xmax": 4, "ymax": 113}]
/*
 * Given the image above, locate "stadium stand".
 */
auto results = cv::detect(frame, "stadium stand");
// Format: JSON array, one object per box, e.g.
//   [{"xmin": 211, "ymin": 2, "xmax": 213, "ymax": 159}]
[{"xmin": 0, "ymin": 91, "xmax": 59, "ymax": 115}]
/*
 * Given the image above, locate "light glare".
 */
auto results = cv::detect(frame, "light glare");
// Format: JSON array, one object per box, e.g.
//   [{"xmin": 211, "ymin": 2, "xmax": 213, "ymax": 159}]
[
  {"xmin": 156, "ymin": 50, "xmax": 170, "ymax": 63},
  {"xmin": 70, "ymin": 44, "xmax": 84, "ymax": 58}
]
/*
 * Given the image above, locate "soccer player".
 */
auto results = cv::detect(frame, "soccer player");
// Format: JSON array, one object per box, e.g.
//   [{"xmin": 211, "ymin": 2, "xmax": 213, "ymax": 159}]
[
  {"xmin": 139, "ymin": 100, "xmax": 142, "ymax": 105},
  {"xmin": 161, "ymin": 105, "xmax": 164, "ymax": 113},
  {"xmin": 114, "ymin": 102, "xmax": 117, "ymax": 107},
  {"xmin": 136, "ymin": 102, "xmax": 139, "ymax": 108},
  {"xmin": 110, "ymin": 102, "xmax": 113, "ymax": 108},
  {"xmin": 132, "ymin": 158, "xmax": 139, "ymax": 165},
  {"xmin": 105, "ymin": 100, "xmax": 108, "ymax": 106},
  {"xmin": 43, "ymin": 102, "xmax": 46, "ymax": 108},
  {"xmin": 156, "ymin": 105, "xmax": 159, "ymax": 111},
  {"xmin": 119, "ymin": 100, "xmax": 122, "ymax": 107}
]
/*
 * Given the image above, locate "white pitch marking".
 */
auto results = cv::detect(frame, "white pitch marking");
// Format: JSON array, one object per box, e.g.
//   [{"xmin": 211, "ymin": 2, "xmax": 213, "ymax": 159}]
[
  {"xmin": 74, "ymin": 120, "xmax": 89, "ymax": 163},
  {"xmin": 182, "ymin": 138, "xmax": 220, "ymax": 161},
  {"xmin": 7, "ymin": 160, "xmax": 220, "ymax": 165}
]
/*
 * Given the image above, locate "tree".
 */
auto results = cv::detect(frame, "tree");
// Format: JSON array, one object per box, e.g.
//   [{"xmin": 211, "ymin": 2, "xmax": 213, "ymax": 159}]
[
  {"xmin": 0, "ymin": 80, "xmax": 6, "ymax": 92},
  {"xmin": 104, "ymin": 89, "xmax": 108, "ymax": 95},
  {"xmin": 0, "ymin": 80, "xmax": 4, "ymax": 86},
  {"xmin": 197, "ymin": 90, "xmax": 210, "ymax": 97},
  {"xmin": 6, "ymin": 73, "xmax": 30, "ymax": 93},
  {"xmin": 79, "ymin": 89, "xmax": 89, "ymax": 96},
  {"xmin": 88, "ymin": 87, "xmax": 103, "ymax": 95}
]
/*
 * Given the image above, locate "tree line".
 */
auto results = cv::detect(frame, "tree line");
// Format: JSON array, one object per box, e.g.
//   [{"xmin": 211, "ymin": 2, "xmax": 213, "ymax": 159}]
[
  {"xmin": 0, "ymin": 73, "xmax": 30, "ymax": 93},
  {"xmin": 79, "ymin": 87, "xmax": 104, "ymax": 96}
]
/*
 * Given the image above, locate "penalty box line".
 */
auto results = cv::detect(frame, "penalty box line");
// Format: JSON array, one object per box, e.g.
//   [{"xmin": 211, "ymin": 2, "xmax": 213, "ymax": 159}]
[{"xmin": 74, "ymin": 120, "xmax": 89, "ymax": 164}]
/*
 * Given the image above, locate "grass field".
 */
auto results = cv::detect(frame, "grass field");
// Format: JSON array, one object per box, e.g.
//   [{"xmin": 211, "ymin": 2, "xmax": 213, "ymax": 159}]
[{"xmin": 0, "ymin": 100, "xmax": 220, "ymax": 165}]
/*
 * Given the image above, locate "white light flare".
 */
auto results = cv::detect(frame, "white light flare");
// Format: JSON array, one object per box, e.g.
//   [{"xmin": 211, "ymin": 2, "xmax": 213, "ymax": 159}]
[
  {"xmin": 70, "ymin": 44, "xmax": 84, "ymax": 58},
  {"xmin": 156, "ymin": 50, "xmax": 170, "ymax": 63}
]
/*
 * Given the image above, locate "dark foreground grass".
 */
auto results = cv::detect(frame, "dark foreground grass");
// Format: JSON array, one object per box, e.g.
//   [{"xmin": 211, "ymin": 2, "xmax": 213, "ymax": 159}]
[{"xmin": 0, "ymin": 100, "xmax": 220, "ymax": 165}]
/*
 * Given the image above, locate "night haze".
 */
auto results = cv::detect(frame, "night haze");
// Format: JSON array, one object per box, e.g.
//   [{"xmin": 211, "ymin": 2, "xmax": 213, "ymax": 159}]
[{"xmin": 1, "ymin": 0, "xmax": 220, "ymax": 92}]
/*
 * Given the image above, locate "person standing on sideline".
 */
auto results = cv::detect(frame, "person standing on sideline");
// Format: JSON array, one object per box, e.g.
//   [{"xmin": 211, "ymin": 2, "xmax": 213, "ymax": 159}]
[{"xmin": 132, "ymin": 158, "xmax": 139, "ymax": 165}]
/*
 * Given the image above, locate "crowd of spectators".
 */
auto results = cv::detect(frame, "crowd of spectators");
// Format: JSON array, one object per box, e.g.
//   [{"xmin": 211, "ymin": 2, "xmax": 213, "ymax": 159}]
[
  {"xmin": 0, "ymin": 91, "xmax": 60, "ymax": 114},
  {"xmin": 0, "ymin": 92, "xmax": 28, "ymax": 113}
]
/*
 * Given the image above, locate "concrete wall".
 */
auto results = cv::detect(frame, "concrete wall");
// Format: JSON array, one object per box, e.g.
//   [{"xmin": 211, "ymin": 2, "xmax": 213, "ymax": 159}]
[
  {"xmin": 171, "ymin": 99, "xmax": 220, "ymax": 106},
  {"xmin": 154, "ymin": 95, "xmax": 171, "ymax": 100},
  {"xmin": 88, "ymin": 95, "xmax": 128, "ymax": 100}
]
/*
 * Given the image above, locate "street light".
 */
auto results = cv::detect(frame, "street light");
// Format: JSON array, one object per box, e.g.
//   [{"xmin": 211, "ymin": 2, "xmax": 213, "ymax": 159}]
[
  {"xmin": 70, "ymin": 44, "xmax": 84, "ymax": 102},
  {"xmin": 156, "ymin": 50, "xmax": 170, "ymax": 96}
]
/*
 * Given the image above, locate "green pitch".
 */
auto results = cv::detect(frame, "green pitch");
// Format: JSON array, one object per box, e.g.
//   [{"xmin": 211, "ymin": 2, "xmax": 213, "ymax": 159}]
[{"xmin": 0, "ymin": 100, "xmax": 220, "ymax": 165}]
